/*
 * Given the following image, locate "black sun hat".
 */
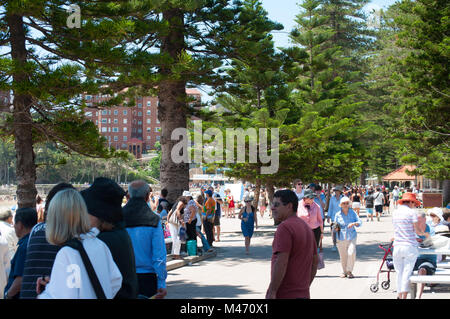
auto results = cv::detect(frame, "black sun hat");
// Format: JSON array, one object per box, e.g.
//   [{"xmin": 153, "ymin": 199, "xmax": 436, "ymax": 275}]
[{"xmin": 80, "ymin": 177, "xmax": 126, "ymax": 224}]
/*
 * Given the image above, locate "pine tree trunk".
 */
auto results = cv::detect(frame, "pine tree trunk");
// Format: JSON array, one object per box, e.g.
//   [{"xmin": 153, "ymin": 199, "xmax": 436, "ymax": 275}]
[
  {"xmin": 158, "ymin": 9, "xmax": 189, "ymax": 203},
  {"xmin": 7, "ymin": 13, "xmax": 37, "ymax": 208},
  {"xmin": 253, "ymin": 179, "xmax": 261, "ymax": 208}
]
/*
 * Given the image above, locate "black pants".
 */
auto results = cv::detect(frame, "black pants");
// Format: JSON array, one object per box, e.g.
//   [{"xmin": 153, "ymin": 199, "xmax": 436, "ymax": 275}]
[
  {"xmin": 312, "ymin": 227, "xmax": 322, "ymax": 248},
  {"xmin": 137, "ymin": 273, "xmax": 157, "ymax": 298},
  {"xmin": 186, "ymin": 219, "xmax": 198, "ymax": 241},
  {"xmin": 203, "ymin": 220, "xmax": 214, "ymax": 246}
]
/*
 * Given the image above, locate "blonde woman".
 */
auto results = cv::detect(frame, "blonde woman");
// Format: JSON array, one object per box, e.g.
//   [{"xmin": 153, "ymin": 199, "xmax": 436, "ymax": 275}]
[{"xmin": 37, "ymin": 188, "xmax": 122, "ymax": 299}]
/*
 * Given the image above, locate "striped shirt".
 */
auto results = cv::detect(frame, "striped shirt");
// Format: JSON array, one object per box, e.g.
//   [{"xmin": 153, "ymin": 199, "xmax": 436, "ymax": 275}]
[
  {"xmin": 393, "ymin": 205, "xmax": 418, "ymax": 247},
  {"xmin": 20, "ymin": 222, "xmax": 60, "ymax": 299}
]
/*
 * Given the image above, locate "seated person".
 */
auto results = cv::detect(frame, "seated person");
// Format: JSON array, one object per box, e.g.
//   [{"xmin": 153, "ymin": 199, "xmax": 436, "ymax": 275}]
[{"xmin": 414, "ymin": 212, "xmax": 437, "ymax": 299}]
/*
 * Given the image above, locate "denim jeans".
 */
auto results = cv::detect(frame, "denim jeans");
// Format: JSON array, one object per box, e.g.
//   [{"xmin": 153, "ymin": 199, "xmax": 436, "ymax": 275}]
[{"xmin": 196, "ymin": 225, "xmax": 211, "ymax": 252}]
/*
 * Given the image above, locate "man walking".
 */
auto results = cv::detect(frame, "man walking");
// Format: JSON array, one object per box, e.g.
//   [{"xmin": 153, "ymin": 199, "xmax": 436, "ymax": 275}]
[
  {"xmin": 203, "ymin": 190, "xmax": 216, "ymax": 247},
  {"xmin": 327, "ymin": 186, "xmax": 343, "ymax": 251},
  {"xmin": 373, "ymin": 187, "xmax": 385, "ymax": 222},
  {"xmin": 266, "ymin": 190, "xmax": 318, "ymax": 299},
  {"xmin": 122, "ymin": 180, "xmax": 167, "ymax": 299}
]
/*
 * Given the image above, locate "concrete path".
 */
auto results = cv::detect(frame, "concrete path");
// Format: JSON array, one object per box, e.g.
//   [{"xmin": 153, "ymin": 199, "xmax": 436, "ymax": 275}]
[{"xmin": 166, "ymin": 209, "xmax": 450, "ymax": 299}]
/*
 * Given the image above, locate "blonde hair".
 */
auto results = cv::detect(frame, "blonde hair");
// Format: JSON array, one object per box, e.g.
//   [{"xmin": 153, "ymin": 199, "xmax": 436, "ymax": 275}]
[{"xmin": 45, "ymin": 188, "xmax": 91, "ymax": 246}]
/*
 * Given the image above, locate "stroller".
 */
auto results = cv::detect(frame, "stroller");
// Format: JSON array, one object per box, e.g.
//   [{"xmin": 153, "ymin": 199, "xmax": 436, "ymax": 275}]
[{"xmin": 370, "ymin": 241, "xmax": 395, "ymax": 293}]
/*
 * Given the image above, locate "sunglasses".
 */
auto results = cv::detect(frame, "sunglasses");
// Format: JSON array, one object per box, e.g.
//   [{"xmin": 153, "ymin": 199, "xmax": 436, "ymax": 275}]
[
  {"xmin": 341, "ymin": 202, "xmax": 350, "ymax": 205},
  {"xmin": 297, "ymin": 183, "xmax": 302, "ymax": 186}
]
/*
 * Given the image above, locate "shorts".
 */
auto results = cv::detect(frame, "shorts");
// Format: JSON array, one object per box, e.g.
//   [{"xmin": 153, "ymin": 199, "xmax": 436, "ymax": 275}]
[
  {"xmin": 375, "ymin": 205, "xmax": 383, "ymax": 213},
  {"xmin": 413, "ymin": 258, "xmax": 436, "ymax": 275},
  {"xmin": 214, "ymin": 213, "xmax": 221, "ymax": 226},
  {"xmin": 352, "ymin": 202, "xmax": 360, "ymax": 209},
  {"xmin": 366, "ymin": 208, "xmax": 374, "ymax": 215},
  {"xmin": 394, "ymin": 196, "xmax": 399, "ymax": 201}
]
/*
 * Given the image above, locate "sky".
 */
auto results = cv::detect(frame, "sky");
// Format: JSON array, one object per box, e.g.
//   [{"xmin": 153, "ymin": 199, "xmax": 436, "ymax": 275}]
[{"xmin": 260, "ymin": 0, "xmax": 399, "ymax": 49}]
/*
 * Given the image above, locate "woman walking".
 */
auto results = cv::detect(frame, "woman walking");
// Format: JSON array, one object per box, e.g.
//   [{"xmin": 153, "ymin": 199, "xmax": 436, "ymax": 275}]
[
  {"xmin": 351, "ymin": 189, "xmax": 361, "ymax": 217},
  {"xmin": 37, "ymin": 188, "xmax": 122, "ymax": 299},
  {"xmin": 238, "ymin": 196, "xmax": 258, "ymax": 255},
  {"xmin": 259, "ymin": 190, "xmax": 268, "ymax": 218},
  {"xmin": 334, "ymin": 196, "xmax": 362, "ymax": 279}
]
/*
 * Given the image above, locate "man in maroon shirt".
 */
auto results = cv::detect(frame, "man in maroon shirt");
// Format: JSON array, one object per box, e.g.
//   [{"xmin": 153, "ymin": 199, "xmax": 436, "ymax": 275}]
[{"xmin": 266, "ymin": 189, "xmax": 318, "ymax": 299}]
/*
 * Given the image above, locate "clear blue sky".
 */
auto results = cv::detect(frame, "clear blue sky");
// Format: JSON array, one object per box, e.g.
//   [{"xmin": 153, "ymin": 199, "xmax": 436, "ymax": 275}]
[{"xmin": 260, "ymin": 0, "xmax": 399, "ymax": 48}]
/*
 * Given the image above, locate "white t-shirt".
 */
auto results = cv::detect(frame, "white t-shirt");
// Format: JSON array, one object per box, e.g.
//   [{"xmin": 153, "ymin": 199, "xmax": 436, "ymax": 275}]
[
  {"xmin": 393, "ymin": 205, "xmax": 418, "ymax": 247},
  {"xmin": 393, "ymin": 189, "xmax": 399, "ymax": 197},
  {"xmin": 38, "ymin": 228, "xmax": 122, "ymax": 299},
  {"xmin": 0, "ymin": 233, "xmax": 10, "ymax": 299},
  {"xmin": 373, "ymin": 192, "xmax": 384, "ymax": 206},
  {"xmin": 0, "ymin": 221, "xmax": 18, "ymax": 262}
]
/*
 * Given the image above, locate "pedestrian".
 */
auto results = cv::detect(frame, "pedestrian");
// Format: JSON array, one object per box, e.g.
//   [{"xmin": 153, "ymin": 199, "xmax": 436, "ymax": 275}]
[
  {"xmin": 227, "ymin": 189, "xmax": 235, "ymax": 218},
  {"xmin": 0, "ymin": 210, "xmax": 18, "ymax": 266},
  {"xmin": 383, "ymin": 187, "xmax": 390, "ymax": 215},
  {"xmin": 157, "ymin": 188, "xmax": 170, "ymax": 212},
  {"xmin": 293, "ymin": 179, "xmax": 304, "ymax": 201},
  {"xmin": 392, "ymin": 192, "xmax": 424, "ymax": 299},
  {"xmin": 122, "ymin": 180, "xmax": 167, "ymax": 299},
  {"xmin": 327, "ymin": 185, "xmax": 344, "ymax": 251},
  {"xmin": 392, "ymin": 186, "xmax": 400, "ymax": 209},
  {"xmin": 0, "ymin": 223, "xmax": 10, "ymax": 299},
  {"xmin": 364, "ymin": 189, "xmax": 375, "ymax": 222},
  {"xmin": 36, "ymin": 188, "xmax": 122, "ymax": 299},
  {"xmin": 4, "ymin": 207, "xmax": 37, "ymax": 299},
  {"xmin": 167, "ymin": 196, "xmax": 188, "ymax": 260},
  {"xmin": 210, "ymin": 187, "xmax": 223, "ymax": 242},
  {"xmin": 35, "ymin": 195, "xmax": 45, "ymax": 224},
  {"xmin": 183, "ymin": 191, "xmax": 198, "ymax": 245},
  {"xmin": 266, "ymin": 189, "xmax": 318, "ymax": 299},
  {"xmin": 203, "ymin": 190, "xmax": 216, "ymax": 247},
  {"xmin": 223, "ymin": 189, "xmax": 230, "ymax": 218},
  {"xmin": 20, "ymin": 183, "xmax": 75, "ymax": 299},
  {"xmin": 334, "ymin": 196, "xmax": 362, "ymax": 279},
  {"xmin": 373, "ymin": 187, "xmax": 385, "ymax": 221},
  {"xmin": 414, "ymin": 211, "xmax": 435, "ymax": 299},
  {"xmin": 238, "ymin": 195, "xmax": 258, "ymax": 255},
  {"xmin": 81, "ymin": 177, "xmax": 139, "ymax": 299},
  {"xmin": 297, "ymin": 189, "xmax": 323, "ymax": 248},
  {"xmin": 351, "ymin": 188, "xmax": 362, "ymax": 217},
  {"xmin": 195, "ymin": 194, "xmax": 212, "ymax": 253},
  {"xmin": 259, "ymin": 189, "xmax": 268, "ymax": 218}
]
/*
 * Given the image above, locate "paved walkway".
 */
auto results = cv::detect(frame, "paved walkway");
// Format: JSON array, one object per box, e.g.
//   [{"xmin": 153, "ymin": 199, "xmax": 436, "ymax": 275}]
[{"xmin": 166, "ymin": 209, "xmax": 450, "ymax": 299}]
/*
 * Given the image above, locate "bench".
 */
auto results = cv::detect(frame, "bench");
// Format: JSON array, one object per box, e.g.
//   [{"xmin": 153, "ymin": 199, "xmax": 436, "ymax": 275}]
[{"xmin": 410, "ymin": 270, "xmax": 450, "ymax": 298}]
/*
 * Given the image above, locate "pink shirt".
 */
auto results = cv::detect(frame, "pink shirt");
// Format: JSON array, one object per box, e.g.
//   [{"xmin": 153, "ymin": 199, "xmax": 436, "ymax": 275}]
[{"xmin": 297, "ymin": 200, "xmax": 323, "ymax": 230}]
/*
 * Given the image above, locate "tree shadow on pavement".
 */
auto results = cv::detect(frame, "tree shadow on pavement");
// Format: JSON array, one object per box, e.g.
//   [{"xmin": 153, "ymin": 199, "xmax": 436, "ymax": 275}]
[{"xmin": 166, "ymin": 281, "xmax": 253, "ymax": 299}]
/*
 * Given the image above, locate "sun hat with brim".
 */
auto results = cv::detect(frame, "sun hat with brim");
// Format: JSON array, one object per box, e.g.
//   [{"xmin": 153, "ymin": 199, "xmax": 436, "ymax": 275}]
[
  {"xmin": 80, "ymin": 177, "xmax": 126, "ymax": 224},
  {"xmin": 339, "ymin": 196, "xmax": 351, "ymax": 206},
  {"xmin": 398, "ymin": 192, "xmax": 421, "ymax": 207},
  {"xmin": 428, "ymin": 207, "xmax": 443, "ymax": 221}
]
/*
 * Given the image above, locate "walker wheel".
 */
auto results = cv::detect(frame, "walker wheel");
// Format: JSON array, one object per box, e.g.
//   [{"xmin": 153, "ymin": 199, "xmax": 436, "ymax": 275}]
[
  {"xmin": 370, "ymin": 283, "xmax": 379, "ymax": 293},
  {"xmin": 381, "ymin": 281, "xmax": 390, "ymax": 290}
]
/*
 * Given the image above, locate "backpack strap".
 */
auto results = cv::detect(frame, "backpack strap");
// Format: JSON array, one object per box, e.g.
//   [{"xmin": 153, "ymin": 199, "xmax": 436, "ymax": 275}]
[{"xmin": 64, "ymin": 238, "xmax": 107, "ymax": 299}]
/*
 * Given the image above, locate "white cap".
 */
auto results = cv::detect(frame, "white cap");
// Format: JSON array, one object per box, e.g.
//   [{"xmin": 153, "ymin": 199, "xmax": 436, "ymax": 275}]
[
  {"xmin": 340, "ymin": 196, "xmax": 351, "ymax": 205},
  {"xmin": 182, "ymin": 191, "xmax": 192, "ymax": 197}
]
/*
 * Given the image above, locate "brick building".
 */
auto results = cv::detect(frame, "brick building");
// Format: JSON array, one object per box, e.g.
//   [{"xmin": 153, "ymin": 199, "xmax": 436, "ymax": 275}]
[{"xmin": 84, "ymin": 89, "xmax": 201, "ymax": 158}]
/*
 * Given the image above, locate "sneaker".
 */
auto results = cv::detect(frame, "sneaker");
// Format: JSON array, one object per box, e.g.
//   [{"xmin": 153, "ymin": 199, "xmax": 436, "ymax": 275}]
[
  {"xmin": 340, "ymin": 273, "xmax": 347, "ymax": 278},
  {"xmin": 347, "ymin": 272, "xmax": 354, "ymax": 279}
]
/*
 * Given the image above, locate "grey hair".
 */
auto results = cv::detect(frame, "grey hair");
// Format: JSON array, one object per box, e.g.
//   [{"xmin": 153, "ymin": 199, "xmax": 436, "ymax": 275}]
[
  {"xmin": 128, "ymin": 180, "xmax": 150, "ymax": 199},
  {"xmin": 417, "ymin": 211, "xmax": 426, "ymax": 218},
  {"xmin": 0, "ymin": 209, "xmax": 12, "ymax": 221}
]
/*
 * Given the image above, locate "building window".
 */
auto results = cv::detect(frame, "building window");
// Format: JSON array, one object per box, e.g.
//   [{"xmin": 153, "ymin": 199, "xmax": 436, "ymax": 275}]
[
  {"xmin": 101, "ymin": 110, "xmax": 107, "ymax": 115},
  {"xmin": 123, "ymin": 119, "xmax": 127, "ymax": 124},
  {"xmin": 113, "ymin": 136, "xmax": 118, "ymax": 141},
  {"xmin": 138, "ymin": 103, "xmax": 142, "ymax": 108},
  {"xmin": 85, "ymin": 95, "xmax": 92, "ymax": 100},
  {"xmin": 146, "ymin": 127, "xmax": 151, "ymax": 132},
  {"xmin": 147, "ymin": 135, "xmax": 151, "ymax": 140},
  {"xmin": 101, "ymin": 127, "xmax": 107, "ymax": 132},
  {"xmin": 138, "ymin": 111, "xmax": 142, "ymax": 116},
  {"xmin": 112, "ymin": 127, "xmax": 119, "ymax": 132},
  {"xmin": 147, "ymin": 110, "xmax": 151, "ymax": 115},
  {"xmin": 138, "ymin": 120, "xmax": 142, "ymax": 125},
  {"xmin": 147, "ymin": 119, "xmax": 151, "ymax": 124},
  {"xmin": 146, "ymin": 145, "xmax": 151, "ymax": 149},
  {"xmin": 113, "ymin": 119, "xmax": 118, "ymax": 124},
  {"xmin": 123, "ymin": 110, "xmax": 127, "ymax": 115},
  {"xmin": 155, "ymin": 127, "xmax": 161, "ymax": 132},
  {"xmin": 147, "ymin": 101, "xmax": 151, "ymax": 107},
  {"xmin": 113, "ymin": 110, "xmax": 118, "ymax": 115},
  {"xmin": 85, "ymin": 111, "xmax": 92, "ymax": 116},
  {"xmin": 123, "ymin": 136, "xmax": 127, "ymax": 141},
  {"xmin": 123, "ymin": 127, "xmax": 127, "ymax": 132},
  {"xmin": 101, "ymin": 119, "xmax": 107, "ymax": 124},
  {"xmin": 156, "ymin": 119, "xmax": 160, "ymax": 124},
  {"xmin": 156, "ymin": 136, "xmax": 160, "ymax": 141},
  {"xmin": 138, "ymin": 129, "xmax": 142, "ymax": 133}
]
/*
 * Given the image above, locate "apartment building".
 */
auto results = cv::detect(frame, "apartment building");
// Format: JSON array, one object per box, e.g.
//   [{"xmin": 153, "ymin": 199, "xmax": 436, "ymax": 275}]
[{"xmin": 84, "ymin": 89, "xmax": 201, "ymax": 158}]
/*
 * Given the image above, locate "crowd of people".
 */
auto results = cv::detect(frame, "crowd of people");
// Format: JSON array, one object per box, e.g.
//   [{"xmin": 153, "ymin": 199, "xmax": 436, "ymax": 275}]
[{"xmin": 0, "ymin": 176, "xmax": 447, "ymax": 300}]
